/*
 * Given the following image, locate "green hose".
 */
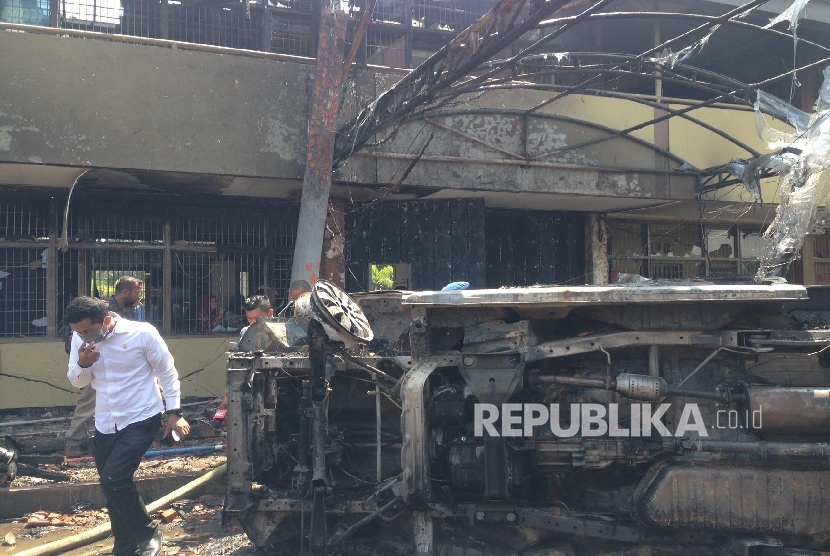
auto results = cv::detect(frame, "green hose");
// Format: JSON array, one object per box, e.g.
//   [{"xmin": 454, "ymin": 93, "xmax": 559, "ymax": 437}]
[{"xmin": 14, "ymin": 463, "xmax": 227, "ymax": 556}]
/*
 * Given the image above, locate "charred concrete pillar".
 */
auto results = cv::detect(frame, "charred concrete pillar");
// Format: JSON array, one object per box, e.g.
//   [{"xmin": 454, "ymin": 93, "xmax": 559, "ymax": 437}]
[
  {"xmin": 321, "ymin": 201, "xmax": 346, "ymax": 288},
  {"xmin": 290, "ymin": 0, "xmax": 347, "ymax": 286},
  {"xmin": 585, "ymin": 213, "xmax": 609, "ymax": 285}
]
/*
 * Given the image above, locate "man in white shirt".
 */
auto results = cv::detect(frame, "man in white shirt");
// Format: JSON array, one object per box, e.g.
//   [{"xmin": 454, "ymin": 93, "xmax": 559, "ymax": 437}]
[
  {"xmin": 66, "ymin": 297, "xmax": 190, "ymax": 556},
  {"xmin": 65, "ymin": 276, "xmax": 145, "ymax": 458}
]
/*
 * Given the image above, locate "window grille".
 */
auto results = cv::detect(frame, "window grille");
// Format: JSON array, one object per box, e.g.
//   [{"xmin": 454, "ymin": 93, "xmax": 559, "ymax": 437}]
[
  {"xmin": 168, "ymin": 4, "xmax": 260, "ymax": 49},
  {"xmin": 412, "ymin": 0, "xmax": 486, "ymax": 33},
  {"xmin": 0, "ymin": 0, "xmax": 50, "ymax": 25},
  {"xmin": 87, "ymin": 250, "xmax": 164, "ymax": 327},
  {"xmin": 273, "ymin": 0, "xmax": 312, "ymax": 13},
  {"xmin": 0, "ymin": 248, "xmax": 48, "ymax": 337},
  {"xmin": 273, "ymin": 252, "xmax": 293, "ymax": 308},
  {"xmin": 609, "ymin": 219, "xmax": 767, "ymax": 281},
  {"xmin": 0, "ymin": 202, "xmax": 51, "ymax": 338},
  {"xmin": 10, "ymin": 0, "xmax": 495, "ymax": 69},
  {"xmin": 172, "ymin": 215, "xmax": 267, "ymax": 247},
  {"xmin": 366, "ymin": 27, "xmax": 406, "ymax": 68},
  {"xmin": 372, "ymin": 0, "xmax": 405, "ymax": 25},
  {"xmin": 60, "ymin": 0, "xmax": 123, "ymax": 31},
  {"xmin": 270, "ymin": 17, "xmax": 310, "ymax": 56},
  {"xmin": 86, "ymin": 215, "xmax": 164, "ymax": 244},
  {"xmin": 0, "ymin": 201, "xmax": 50, "ymax": 242},
  {"xmin": 518, "ymin": 56, "xmax": 563, "ymax": 86},
  {"xmin": 119, "ymin": 0, "xmax": 154, "ymax": 38},
  {"xmin": 0, "ymin": 192, "xmax": 299, "ymax": 339},
  {"xmin": 56, "ymin": 249, "xmax": 80, "ymax": 333}
]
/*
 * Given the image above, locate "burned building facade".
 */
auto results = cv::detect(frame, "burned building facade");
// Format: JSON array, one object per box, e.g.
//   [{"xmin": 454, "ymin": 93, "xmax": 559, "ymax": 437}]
[{"xmin": 1, "ymin": 0, "xmax": 830, "ymax": 407}]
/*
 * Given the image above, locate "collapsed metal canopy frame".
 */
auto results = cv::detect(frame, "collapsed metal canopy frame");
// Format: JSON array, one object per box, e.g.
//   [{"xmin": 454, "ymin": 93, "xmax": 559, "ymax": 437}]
[{"xmin": 333, "ymin": 0, "xmax": 830, "ymax": 190}]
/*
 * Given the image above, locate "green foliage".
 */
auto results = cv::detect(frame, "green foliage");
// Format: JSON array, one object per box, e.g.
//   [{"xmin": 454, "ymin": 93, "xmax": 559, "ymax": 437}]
[{"xmin": 371, "ymin": 264, "xmax": 394, "ymax": 290}]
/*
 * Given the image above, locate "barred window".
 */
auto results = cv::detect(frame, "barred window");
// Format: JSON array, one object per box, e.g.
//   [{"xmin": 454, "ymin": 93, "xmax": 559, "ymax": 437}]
[
  {"xmin": 0, "ymin": 202, "xmax": 51, "ymax": 337},
  {"xmin": 608, "ymin": 219, "xmax": 763, "ymax": 281},
  {"xmin": 1, "ymin": 192, "xmax": 298, "ymax": 339},
  {"xmin": 0, "ymin": 248, "xmax": 49, "ymax": 337}
]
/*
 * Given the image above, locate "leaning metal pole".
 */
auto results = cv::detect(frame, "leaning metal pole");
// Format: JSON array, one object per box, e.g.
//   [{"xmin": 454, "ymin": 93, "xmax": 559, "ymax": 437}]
[{"xmin": 290, "ymin": 0, "xmax": 348, "ymax": 286}]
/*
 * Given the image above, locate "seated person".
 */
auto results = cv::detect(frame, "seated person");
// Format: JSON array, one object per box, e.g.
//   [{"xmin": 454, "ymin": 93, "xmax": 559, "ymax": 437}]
[{"xmin": 196, "ymin": 294, "xmax": 226, "ymax": 333}]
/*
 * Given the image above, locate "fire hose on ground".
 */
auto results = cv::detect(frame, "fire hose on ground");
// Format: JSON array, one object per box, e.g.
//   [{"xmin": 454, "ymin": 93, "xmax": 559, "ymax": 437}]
[{"xmin": 13, "ymin": 463, "xmax": 228, "ymax": 556}]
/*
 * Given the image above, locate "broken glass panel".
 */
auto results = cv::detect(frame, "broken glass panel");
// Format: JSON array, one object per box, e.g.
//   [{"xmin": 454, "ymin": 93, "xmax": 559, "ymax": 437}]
[{"xmin": 755, "ymin": 66, "xmax": 830, "ymax": 280}]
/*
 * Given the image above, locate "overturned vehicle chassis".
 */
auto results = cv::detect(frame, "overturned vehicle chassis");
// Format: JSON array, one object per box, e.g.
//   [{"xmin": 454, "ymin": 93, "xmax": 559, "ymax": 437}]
[{"xmin": 223, "ymin": 283, "xmax": 830, "ymax": 555}]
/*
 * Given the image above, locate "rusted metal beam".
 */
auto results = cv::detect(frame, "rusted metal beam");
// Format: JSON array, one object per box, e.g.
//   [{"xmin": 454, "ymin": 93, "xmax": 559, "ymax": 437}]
[{"xmin": 290, "ymin": 0, "xmax": 348, "ymax": 286}]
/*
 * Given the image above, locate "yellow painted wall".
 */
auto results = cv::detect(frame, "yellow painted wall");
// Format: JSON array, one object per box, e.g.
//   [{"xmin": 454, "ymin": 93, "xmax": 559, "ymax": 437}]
[
  {"xmin": 669, "ymin": 104, "xmax": 793, "ymax": 204},
  {"xmin": 507, "ymin": 94, "xmax": 791, "ymax": 205},
  {"xmin": 542, "ymin": 94, "xmax": 656, "ymax": 146},
  {"xmin": 0, "ymin": 336, "xmax": 233, "ymax": 409}
]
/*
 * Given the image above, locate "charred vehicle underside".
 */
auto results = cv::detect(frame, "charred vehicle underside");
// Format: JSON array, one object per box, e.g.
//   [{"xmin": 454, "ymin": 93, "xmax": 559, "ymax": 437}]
[{"xmin": 223, "ymin": 280, "xmax": 830, "ymax": 555}]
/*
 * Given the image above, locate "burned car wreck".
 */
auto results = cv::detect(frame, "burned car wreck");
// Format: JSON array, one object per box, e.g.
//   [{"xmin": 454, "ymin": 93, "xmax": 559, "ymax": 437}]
[{"xmin": 223, "ymin": 279, "xmax": 830, "ymax": 555}]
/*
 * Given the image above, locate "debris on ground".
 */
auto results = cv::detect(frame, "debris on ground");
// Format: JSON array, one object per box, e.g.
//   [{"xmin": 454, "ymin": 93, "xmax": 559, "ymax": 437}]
[
  {"xmin": 5, "ymin": 494, "xmax": 258, "ymax": 555},
  {"xmin": 3, "ymin": 531, "xmax": 15, "ymax": 546},
  {"xmin": 11, "ymin": 453, "xmax": 227, "ymax": 487},
  {"xmin": 0, "ymin": 399, "xmax": 227, "ymax": 487},
  {"xmin": 160, "ymin": 508, "xmax": 183, "ymax": 523},
  {"xmin": 10, "ymin": 508, "xmax": 110, "ymax": 541},
  {"xmin": 26, "ymin": 511, "xmax": 78, "ymax": 527},
  {"xmin": 0, "ymin": 400, "xmax": 255, "ymax": 554}
]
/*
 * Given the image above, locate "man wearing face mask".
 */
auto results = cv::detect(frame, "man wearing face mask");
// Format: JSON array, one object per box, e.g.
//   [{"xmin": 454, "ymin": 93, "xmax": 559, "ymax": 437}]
[
  {"xmin": 66, "ymin": 296, "xmax": 189, "ymax": 556},
  {"xmin": 65, "ymin": 276, "xmax": 145, "ymax": 458}
]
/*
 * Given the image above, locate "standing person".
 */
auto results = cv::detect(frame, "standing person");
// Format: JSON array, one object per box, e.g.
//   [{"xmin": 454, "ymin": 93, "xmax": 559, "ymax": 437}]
[
  {"xmin": 108, "ymin": 275, "xmax": 144, "ymax": 321},
  {"xmin": 219, "ymin": 294, "xmax": 275, "ymax": 410},
  {"xmin": 66, "ymin": 296, "xmax": 189, "ymax": 556},
  {"xmin": 239, "ymin": 294, "xmax": 274, "ymax": 340},
  {"xmin": 65, "ymin": 276, "xmax": 144, "ymax": 458}
]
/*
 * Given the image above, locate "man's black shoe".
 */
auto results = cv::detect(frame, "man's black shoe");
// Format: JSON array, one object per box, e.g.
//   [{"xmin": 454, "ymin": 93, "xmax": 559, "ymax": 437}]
[
  {"xmin": 137, "ymin": 527, "xmax": 163, "ymax": 556},
  {"xmin": 104, "ymin": 544, "xmax": 138, "ymax": 556},
  {"xmin": 110, "ymin": 534, "xmax": 139, "ymax": 556}
]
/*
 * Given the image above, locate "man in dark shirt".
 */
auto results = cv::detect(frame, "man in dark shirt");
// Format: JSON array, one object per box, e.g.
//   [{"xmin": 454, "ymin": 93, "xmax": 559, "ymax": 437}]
[
  {"xmin": 108, "ymin": 276, "xmax": 144, "ymax": 321},
  {"xmin": 65, "ymin": 276, "xmax": 144, "ymax": 457}
]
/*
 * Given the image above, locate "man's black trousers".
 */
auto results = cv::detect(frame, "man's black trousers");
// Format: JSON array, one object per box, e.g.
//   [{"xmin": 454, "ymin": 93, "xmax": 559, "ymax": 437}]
[{"xmin": 94, "ymin": 412, "xmax": 161, "ymax": 556}]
